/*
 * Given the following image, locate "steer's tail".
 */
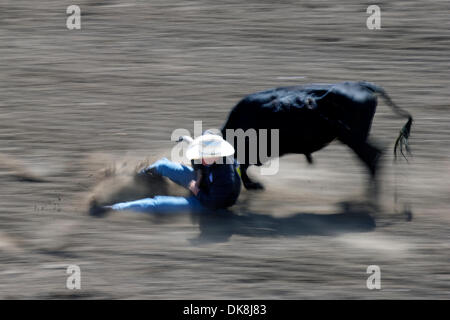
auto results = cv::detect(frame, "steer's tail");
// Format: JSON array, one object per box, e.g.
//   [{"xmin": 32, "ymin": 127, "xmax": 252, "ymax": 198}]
[{"xmin": 360, "ymin": 82, "xmax": 413, "ymax": 161}]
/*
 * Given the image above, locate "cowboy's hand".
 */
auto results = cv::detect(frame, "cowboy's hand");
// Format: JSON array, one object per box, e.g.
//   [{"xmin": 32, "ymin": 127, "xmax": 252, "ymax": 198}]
[
  {"xmin": 188, "ymin": 180, "xmax": 200, "ymax": 196},
  {"xmin": 137, "ymin": 166, "xmax": 150, "ymax": 176}
]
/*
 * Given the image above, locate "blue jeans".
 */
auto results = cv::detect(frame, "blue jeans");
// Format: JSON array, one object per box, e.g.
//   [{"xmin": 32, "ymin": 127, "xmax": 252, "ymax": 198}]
[{"xmin": 111, "ymin": 158, "xmax": 205, "ymax": 214}]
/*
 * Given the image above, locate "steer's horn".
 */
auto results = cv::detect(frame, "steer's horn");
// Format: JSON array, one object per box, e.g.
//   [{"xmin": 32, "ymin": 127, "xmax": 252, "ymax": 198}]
[{"xmin": 176, "ymin": 135, "xmax": 194, "ymax": 144}]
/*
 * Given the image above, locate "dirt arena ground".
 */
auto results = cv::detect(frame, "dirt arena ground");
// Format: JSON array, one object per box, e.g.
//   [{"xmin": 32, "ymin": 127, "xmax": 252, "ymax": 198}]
[{"xmin": 0, "ymin": 0, "xmax": 449, "ymax": 299}]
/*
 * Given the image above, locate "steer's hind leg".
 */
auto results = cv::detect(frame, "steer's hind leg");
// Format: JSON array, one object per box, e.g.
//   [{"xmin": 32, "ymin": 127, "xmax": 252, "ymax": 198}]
[
  {"xmin": 347, "ymin": 140, "xmax": 382, "ymax": 179},
  {"xmin": 362, "ymin": 142, "xmax": 382, "ymax": 206},
  {"xmin": 338, "ymin": 133, "xmax": 382, "ymax": 203},
  {"xmin": 239, "ymin": 164, "xmax": 265, "ymax": 190}
]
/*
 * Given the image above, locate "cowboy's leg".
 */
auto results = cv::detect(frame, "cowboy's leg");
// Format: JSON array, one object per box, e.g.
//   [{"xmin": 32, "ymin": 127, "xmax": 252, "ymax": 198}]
[
  {"xmin": 110, "ymin": 195, "xmax": 204, "ymax": 214},
  {"xmin": 141, "ymin": 157, "xmax": 195, "ymax": 188}
]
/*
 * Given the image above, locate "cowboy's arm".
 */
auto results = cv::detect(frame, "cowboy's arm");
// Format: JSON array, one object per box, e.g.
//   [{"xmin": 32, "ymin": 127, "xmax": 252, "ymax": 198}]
[{"xmin": 196, "ymin": 180, "xmax": 231, "ymax": 210}]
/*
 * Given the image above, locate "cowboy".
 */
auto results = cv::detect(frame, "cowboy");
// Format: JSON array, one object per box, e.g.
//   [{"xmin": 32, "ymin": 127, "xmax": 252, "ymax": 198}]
[{"xmin": 90, "ymin": 133, "xmax": 241, "ymax": 216}]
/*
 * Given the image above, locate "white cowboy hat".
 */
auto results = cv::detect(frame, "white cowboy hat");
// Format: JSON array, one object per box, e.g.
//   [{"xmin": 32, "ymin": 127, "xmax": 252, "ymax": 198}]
[{"xmin": 185, "ymin": 134, "xmax": 235, "ymax": 160}]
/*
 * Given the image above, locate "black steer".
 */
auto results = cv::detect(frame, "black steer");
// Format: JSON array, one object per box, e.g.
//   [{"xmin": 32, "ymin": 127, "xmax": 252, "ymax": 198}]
[{"xmin": 221, "ymin": 81, "xmax": 413, "ymax": 190}]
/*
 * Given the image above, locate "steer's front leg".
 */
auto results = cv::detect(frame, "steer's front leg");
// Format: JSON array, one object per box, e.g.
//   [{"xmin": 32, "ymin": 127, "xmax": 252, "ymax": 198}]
[{"xmin": 239, "ymin": 165, "xmax": 265, "ymax": 190}]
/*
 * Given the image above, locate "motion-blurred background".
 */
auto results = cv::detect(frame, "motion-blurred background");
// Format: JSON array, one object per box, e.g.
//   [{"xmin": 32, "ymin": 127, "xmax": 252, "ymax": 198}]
[{"xmin": 0, "ymin": 0, "xmax": 448, "ymax": 299}]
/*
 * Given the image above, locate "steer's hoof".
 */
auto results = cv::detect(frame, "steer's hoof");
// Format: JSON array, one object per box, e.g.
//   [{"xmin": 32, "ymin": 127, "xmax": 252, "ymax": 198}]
[{"xmin": 244, "ymin": 181, "xmax": 265, "ymax": 190}]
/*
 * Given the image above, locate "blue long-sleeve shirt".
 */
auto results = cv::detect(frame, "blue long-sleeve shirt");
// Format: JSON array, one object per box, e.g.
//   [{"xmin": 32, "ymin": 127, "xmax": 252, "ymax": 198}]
[{"xmin": 192, "ymin": 157, "xmax": 241, "ymax": 210}]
